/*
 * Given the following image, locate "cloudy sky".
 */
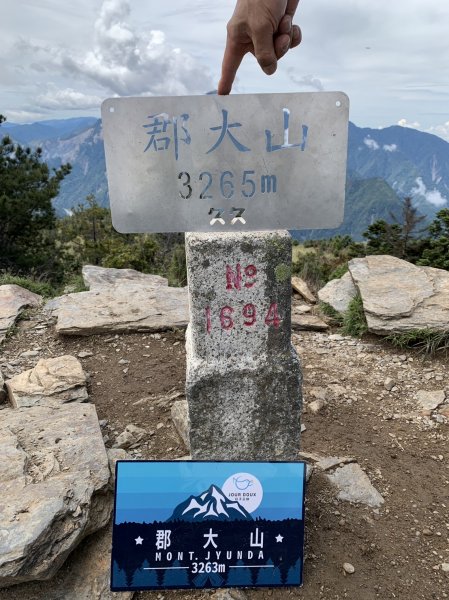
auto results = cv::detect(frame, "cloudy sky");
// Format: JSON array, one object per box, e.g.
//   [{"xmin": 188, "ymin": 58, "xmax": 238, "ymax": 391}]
[{"xmin": 1, "ymin": 0, "xmax": 449, "ymax": 140}]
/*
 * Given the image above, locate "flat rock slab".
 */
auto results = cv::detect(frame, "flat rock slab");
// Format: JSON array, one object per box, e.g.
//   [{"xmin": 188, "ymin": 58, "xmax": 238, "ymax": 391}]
[
  {"xmin": 291, "ymin": 276, "xmax": 316, "ymax": 303},
  {"xmin": 348, "ymin": 255, "xmax": 449, "ymax": 334},
  {"xmin": 55, "ymin": 283, "xmax": 189, "ymax": 336},
  {"xmin": 291, "ymin": 313, "xmax": 329, "ymax": 331},
  {"xmin": 82, "ymin": 265, "xmax": 168, "ymax": 291},
  {"xmin": 318, "ymin": 271, "xmax": 356, "ymax": 314},
  {"xmin": 0, "ymin": 526, "xmax": 134, "ymax": 600},
  {"xmin": 0, "ymin": 403, "xmax": 112, "ymax": 587},
  {"xmin": 6, "ymin": 355, "xmax": 88, "ymax": 408},
  {"xmin": 326, "ymin": 463, "xmax": 384, "ymax": 508},
  {"xmin": 0, "ymin": 285, "xmax": 42, "ymax": 344}
]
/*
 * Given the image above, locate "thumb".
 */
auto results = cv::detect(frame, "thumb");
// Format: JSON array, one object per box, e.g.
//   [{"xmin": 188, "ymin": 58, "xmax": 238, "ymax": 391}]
[{"xmin": 252, "ymin": 24, "xmax": 278, "ymax": 75}]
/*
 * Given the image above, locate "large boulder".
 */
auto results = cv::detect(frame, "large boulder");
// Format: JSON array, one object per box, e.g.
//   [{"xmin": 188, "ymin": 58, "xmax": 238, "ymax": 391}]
[
  {"xmin": 348, "ymin": 255, "xmax": 449, "ymax": 334},
  {"xmin": 82, "ymin": 265, "xmax": 168, "ymax": 291},
  {"xmin": 6, "ymin": 355, "xmax": 88, "ymax": 408},
  {"xmin": 0, "ymin": 285, "xmax": 42, "ymax": 344},
  {"xmin": 0, "ymin": 404, "xmax": 112, "ymax": 588},
  {"xmin": 55, "ymin": 283, "xmax": 189, "ymax": 335},
  {"xmin": 318, "ymin": 271, "xmax": 357, "ymax": 314}
]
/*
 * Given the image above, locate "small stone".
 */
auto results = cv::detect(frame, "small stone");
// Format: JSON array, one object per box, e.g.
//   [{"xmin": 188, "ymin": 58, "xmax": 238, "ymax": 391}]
[
  {"xmin": 156, "ymin": 422, "xmax": 165, "ymax": 430},
  {"xmin": 77, "ymin": 351, "xmax": 93, "ymax": 359},
  {"xmin": 309, "ymin": 387, "xmax": 328, "ymax": 401},
  {"xmin": 441, "ymin": 563, "xmax": 449, "ymax": 573},
  {"xmin": 118, "ymin": 358, "xmax": 130, "ymax": 365},
  {"xmin": 19, "ymin": 350, "xmax": 40, "ymax": 358},
  {"xmin": 308, "ymin": 398, "xmax": 326, "ymax": 415},
  {"xmin": 301, "ymin": 423, "xmax": 307, "ymax": 433},
  {"xmin": 113, "ymin": 424, "xmax": 146, "ymax": 449},
  {"xmin": 423, "ymin": 528, "xmax": 433, "ymax": 536},
  {"xmin": 416, "ymin": 390, "xmax": 446, "ymax": 412},
  {"xmin": 384, "ymin": 377, "xmax": 395, "ymax": 391},
  {"xmin": 343, "ymin": 562, "xmax": 355, "ymax": 574},
  {"xmin": 326, "ymin": 463, "xmax": 384, "ymax": 508},
  {"xmin": 438, "ymin": 406, "xmax": 449, "ymax": 418}
]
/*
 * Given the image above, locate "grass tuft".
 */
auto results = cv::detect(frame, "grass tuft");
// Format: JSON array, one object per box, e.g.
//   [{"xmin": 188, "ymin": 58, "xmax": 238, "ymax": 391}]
[
  {"xmin": 386, "ymin": 329, "xmax": 449, "ymax": 356},
  {"xmin": 342, "ymin": 294, "xmax": 368, "ymax": 337},
  {"xmin": 319, "ymin": 301, "xmax": 344, "ymax": 324},
  {"xmin": 0, "ymin": 273, "xmax": 58, "ymax": 298}
]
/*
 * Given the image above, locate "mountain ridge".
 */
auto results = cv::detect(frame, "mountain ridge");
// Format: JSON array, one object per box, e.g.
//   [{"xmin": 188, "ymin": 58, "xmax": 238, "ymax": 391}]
[{"xmin": 3, "ymin": 117, "xmax": 448, "ymax": 238}]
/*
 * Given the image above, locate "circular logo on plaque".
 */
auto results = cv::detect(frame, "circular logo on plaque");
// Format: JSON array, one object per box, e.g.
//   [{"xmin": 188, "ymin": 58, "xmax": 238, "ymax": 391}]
[{"xmin": 221, "ymin": 472, "xmax": 263, "ymax": 513}]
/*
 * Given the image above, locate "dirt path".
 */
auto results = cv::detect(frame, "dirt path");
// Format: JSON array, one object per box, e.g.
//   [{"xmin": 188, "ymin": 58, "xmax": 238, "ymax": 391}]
[{"xmin": 1, "ymin": 313, "xmax": 448, "ymax": 600}]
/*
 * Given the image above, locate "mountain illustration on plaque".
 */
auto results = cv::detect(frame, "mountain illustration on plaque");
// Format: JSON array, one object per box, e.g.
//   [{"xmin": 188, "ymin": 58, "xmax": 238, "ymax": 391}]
[
  {"xmin": 111, "ymin": 461, "xmax": 306, "ymax": 591},
  {"xmin": 168, "ymin": 485, "xmax": 253, "ymax": 522}
]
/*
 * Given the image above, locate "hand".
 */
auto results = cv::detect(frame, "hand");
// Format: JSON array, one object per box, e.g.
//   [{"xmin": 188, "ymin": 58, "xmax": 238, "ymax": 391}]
[{"xmin": 218, "ymin": 0, "xmax": 302, "ymax": 95}]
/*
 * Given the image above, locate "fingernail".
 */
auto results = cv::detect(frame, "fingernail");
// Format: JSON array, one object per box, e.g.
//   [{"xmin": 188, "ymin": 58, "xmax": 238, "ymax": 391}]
[
  {"xmin": 281, "ymin": 43, "xmax": 290, "ymax": 53},
  {"xmin": 263, "ymin": 64, "xmax": 277, "ymax": 75}
]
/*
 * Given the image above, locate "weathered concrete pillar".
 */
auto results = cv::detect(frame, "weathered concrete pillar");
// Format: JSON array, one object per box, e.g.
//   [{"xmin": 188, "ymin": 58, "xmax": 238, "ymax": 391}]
[{"xmin": 185, "ymin": 231, "xmax": 302, "ymax": 461}]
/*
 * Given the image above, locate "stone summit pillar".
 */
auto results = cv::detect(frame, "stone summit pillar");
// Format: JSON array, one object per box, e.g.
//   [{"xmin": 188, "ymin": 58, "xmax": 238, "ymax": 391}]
[{"xmin": 185, "ymin": 230, "xmax": 302, "ymax": 461}]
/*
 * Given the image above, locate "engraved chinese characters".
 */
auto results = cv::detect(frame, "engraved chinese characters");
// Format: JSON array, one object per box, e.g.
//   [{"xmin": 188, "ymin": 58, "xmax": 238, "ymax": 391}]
[{"xmin": 102, "ymin": 92, "xmax": 349, "ymax": 233}]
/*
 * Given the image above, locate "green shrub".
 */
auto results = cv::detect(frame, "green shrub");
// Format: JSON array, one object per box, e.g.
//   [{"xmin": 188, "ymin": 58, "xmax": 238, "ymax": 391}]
[
  {"xmin": 0, "ymin": 273, "xmax": 58, "ymax": 298},
  {"xmin": 342, "ymin": 294, "xmax": 367, "ymax": 337},
  {"xmin": 167, "ymin": 244, "xmax": 187, "ymax": 287},
  {"xmin": 329, "ymin": 262, "xmax": 349, "ymax": 281}
]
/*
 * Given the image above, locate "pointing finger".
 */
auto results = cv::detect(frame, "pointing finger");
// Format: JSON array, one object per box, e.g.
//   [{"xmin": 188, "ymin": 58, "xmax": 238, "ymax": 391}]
[
  {"xmin": 286, "ymin": 0, "xmax": 300, "ymax": 18},
  {"xmin": 218, "ymin": 37, "xmax": 246, "ymax": 95}
]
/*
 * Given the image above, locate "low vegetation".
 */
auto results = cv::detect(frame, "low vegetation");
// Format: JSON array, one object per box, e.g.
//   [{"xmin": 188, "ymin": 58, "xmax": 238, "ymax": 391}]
[
  {"xmin": 341, "ymin": 294, "xmax": 368, "ymax": 338},
  {"xmin": 386, "ymin": 329, "xmax": 449, "ymax": 356},
  {"xmin": 1, "ymin": 114, "xmax": 449, "ymax": 308}
]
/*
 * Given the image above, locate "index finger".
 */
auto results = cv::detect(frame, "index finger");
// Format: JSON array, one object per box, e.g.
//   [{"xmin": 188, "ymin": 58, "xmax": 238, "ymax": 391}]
[
  {"xmin": 286, "ymin": 0, "xmax": 300, "ymax": 17},
  {"xmin": 218, "ymin": 36, "xmax": 246, "ymax": 95}
]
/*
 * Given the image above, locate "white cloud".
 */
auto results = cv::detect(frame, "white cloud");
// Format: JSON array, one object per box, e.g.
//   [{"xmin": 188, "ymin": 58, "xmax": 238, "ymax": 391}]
[
  {"xmin": 427, "ymin": 121, "xmax": 449, "ymax": 142},
  {"xmin": 36, "ymin": 88, "xmax": 103, "ymax": 110},
  {"xmin": 287, "ymin": 70, "xmax": 324, "ymax": 91},
  {"xmin": 383, "ymin": 144, "xmax": 397, "ymax": 152},
  {"xmin": 60, "ymin": 0, "xmax": 212, "ymax": 96},
  {"xmin": 411, "ymin": 177, "xmax": 447, "ymax": 207},
  {"xmin": 364, "ymin": 137, "xmax": 380, "ymax": 150},
  {"xmin": 3, "ymin": 109, "xmax": 49, "ymax": 123},
  {"xmin": 397, "ymin": 118, "xmax": 421, "ymax": 129}
]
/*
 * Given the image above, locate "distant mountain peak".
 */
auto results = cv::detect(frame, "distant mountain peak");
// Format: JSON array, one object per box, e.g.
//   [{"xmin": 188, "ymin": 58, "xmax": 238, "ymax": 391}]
[{"xmin": 168, "ymin": 484, "xmax": 253, "ymax": 522}]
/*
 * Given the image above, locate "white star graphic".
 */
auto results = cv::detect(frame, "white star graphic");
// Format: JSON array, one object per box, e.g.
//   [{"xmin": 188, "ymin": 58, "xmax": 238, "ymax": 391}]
[
  {"xmin": 275, "ymin": 534, "xmax": 284, "ymax": 543},
  {"xmin": 135, "ymin": 536, "xmax": 144, "ymax": 545}
]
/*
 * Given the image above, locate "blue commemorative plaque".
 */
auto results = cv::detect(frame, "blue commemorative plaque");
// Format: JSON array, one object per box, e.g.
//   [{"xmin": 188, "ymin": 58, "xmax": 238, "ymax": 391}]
[{"xmin": 111, "ymin": 461, "xmax": 306, "ymax": 591}]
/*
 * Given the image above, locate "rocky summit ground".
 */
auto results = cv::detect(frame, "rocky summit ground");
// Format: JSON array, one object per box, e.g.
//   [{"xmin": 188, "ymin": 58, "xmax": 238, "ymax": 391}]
[{"xmin": 1, "ymin": 306, "xmax": 449, "ymax": 600}]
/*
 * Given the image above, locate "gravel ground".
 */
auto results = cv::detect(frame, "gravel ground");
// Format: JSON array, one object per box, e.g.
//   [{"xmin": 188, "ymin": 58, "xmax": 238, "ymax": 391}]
[{"xmin": 1, "ymin": 309, "xmax": 448, "ymax": 600}]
